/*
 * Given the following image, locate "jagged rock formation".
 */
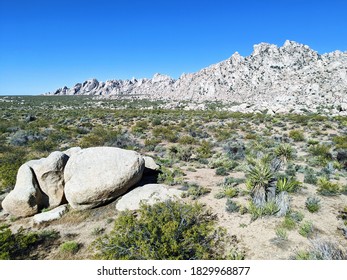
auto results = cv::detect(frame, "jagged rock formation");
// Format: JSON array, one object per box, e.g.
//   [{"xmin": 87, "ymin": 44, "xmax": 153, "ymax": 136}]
[{"xmin": 45, "ymin": 40, "xmax": 347, "ymax": 114}]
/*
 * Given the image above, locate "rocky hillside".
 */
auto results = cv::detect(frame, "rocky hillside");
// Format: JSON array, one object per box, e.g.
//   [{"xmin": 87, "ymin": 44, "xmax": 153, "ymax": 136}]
[{"xmin": 46, "ymin": 40, "xmax": 347, "ymax": 114}]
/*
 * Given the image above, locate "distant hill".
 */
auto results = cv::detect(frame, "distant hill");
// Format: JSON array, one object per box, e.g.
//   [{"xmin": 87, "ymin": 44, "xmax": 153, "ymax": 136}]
[{"xmin": 46, "ymin": 40, "xmax": 347, "ymax": 115}]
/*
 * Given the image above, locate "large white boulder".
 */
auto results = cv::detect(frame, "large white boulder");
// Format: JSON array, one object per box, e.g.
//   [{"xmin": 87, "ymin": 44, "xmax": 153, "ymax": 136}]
[
  {"xmin": 116, "ymin": 184, "xmax": 183, "ymax": 211},
  {"xmin": 1, "ymin": 164, "xmax": 43, "ymax": 217},
  {"xmin": 64, "ymin": 147, "xmax": 145, "ymax": 210},
  {"xmin": 27, "ymin": 151, "xmax": 69, "ymax": 208}
]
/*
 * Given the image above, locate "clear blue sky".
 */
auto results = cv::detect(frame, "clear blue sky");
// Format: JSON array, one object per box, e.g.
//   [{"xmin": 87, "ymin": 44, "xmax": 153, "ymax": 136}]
[{"xmin": 1, "ymin": 0, "xmax": 346, "ymax": 95}]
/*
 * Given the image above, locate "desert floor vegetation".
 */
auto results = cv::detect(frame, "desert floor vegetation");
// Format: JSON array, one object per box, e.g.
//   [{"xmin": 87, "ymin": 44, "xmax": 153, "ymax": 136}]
[{"xmin": 0, "ymin": 96, "xmax": 346, "ymax": 259}]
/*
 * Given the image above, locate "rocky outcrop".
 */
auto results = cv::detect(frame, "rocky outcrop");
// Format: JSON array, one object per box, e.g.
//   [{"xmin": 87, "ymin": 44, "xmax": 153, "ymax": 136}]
[
  {"xmin": 2, "ymin": 164, "xmax": 44, "ymax": 217},
  {"xmin": 1, "ymin": 147, "xmax": 159, "ymax": 216},
  {"xmin": 116, "ymin": 184, "xmax": 183, "ymax": 211},
  {"xmin": 64, "ymin": 147, "xmax": 145, "ymax": 210},
  {"xmin": 45, "ymin": 40, "xmax": 347, "ymax": 115}
]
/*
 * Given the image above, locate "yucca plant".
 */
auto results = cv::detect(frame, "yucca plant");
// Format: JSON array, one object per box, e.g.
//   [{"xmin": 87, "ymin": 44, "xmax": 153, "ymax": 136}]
[
  {"xmin": 276, "ymin": 177, "xmax": 302, "ymax": 193},
  {"xmin": 275, "ymin": 144, "xmax": 295, "ymax": 162},
  {"xmin": 317, "ymin": 177, "xmax": 341, "ymax": 196},
  {"xmin": 247, "ymin": 161, "xmax": 275, "ymax": 207}
]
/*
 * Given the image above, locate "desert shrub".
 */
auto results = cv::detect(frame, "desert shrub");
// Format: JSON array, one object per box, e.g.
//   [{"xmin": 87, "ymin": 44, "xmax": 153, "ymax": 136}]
[
  {"xmin": 304, "ymin": 167, "xmax": 318, "ymax": 184},
  {"xmin": 317, "ymin": 177, "xmax": 341, "ymax": 196},
  {"xmin": 281, "ymin": 215, "xmax": 297, "ymax": 230},
  {"xmin": 275, "ymin": 144, "xmax": 295, "ymax": 161},
  {"xmin": 289, "ymin": 130, "xmax": 305, "ymax": 142},
  {"xmin": 293, "ymin": 239, "xmax": 347, "ymax": 260},
  {"xmin": 196, "ymin": 140, "xmax": 213, "ymax": 159},
  {"xmin": 223, "ymin": 140, "xmax": 245, "ymax": 160},
  {"xmin": 305, "ymin": 196, "xmax": 321, "ymax": 213},
  {"xmin": 275, "ymin": 227, "xmax": 288, "ymax": 241},
  {"xmin": 215, "ymin": 167, "xmax": 228, "ymax": 176},
  {"xmin": 178, "ymin": 135, "xmax": 197, "ymax": 145},
  {"xmin": 152, "ymin": 126, "xmax": 178, "ymax": 142},
  {"xmin": 0, "ymin": 149, "xmax": 27, "ymax": 192},
  {"xmin": 248, "ymin": 201, "xmax": 279, "ymax": 220},
  {"xmin": 285, "ymin": 163, "xmax": 298, "ymax": 177},
  {"xmin": 333, "ymin": 135, "xmax": 347, "ymax": 149},
  {"xmin": 144, "ymin": 138, "xmax": 161, "ymax": 151},
  {"xmin": 169, "ymin": 145, "xmax": 193, "ymax": 162},
  {"xmin": 309, "ymin": 144, "xmax": 332, "ymax": 160},
  {"xmin": 289, "ymin": 211, "xmax": 304, "ymax": 223},
  {"xmin": 157, "ymin": 167, "xmax": 184, "ymax": 186},
  {"xmin": 223, "ymin": 186, "xmax": 239, "ymax": 198},
  {"xmin": 276, "ymin": 177, "xmax": 302, "ymax": 193},
  {"xmin": 299, "ymin": 221, "xmax": 314, "ymax": 238},
  {"xmin": 225, "ymin": 199, "xmax": 240, "ymax": 213},
  {"xmin": 93, "ymin": 200, "xmax": 229, "ymax": 260},
  {"xmin": 181, "ymin": 182, "xmax": 210, "ymax": 200},
  {"xmin": 131, "ymin": 120, "xmax": 148, "ymax": 134},
  {"xmin": 59, "ymin": 241, "xmax": 80, "ymax": 255},
  {"xmin": 0, "ymin": 225, "xmax": 59, "ymax": 259}
]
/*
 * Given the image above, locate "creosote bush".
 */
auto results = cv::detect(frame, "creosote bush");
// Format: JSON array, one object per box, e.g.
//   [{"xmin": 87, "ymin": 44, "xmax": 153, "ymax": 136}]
[{"xmin": 93, "ymin": 200, "xmax": 230, "ymax": 260}]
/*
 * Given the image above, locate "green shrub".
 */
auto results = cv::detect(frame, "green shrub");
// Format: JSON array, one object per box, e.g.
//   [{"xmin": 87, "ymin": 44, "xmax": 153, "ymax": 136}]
[
  {"xmin": 215, "ymin": 167, "xmax": 228, "ymax": 176},
  {"xmin": 248, "ymin": 201, "xmax": 279, "ymax": 220},
  {"xmin": 281, "ymin": 215, "xmax": 297, "ymax": 230},
  {"xmin": 275, "ymin": 144, "xmax": 295, "ymax": 161},
  {"xmin": 178, "ymin": 135, "xmax": 197, "ymax": 145},
  {"xmin": 275, "ymin": 227, "xmax": 288, "ymax": 241},
  {"xmin": 305, "ymin": 196, "xmax": 321, "ymax": 213},
  {"xmin": 317, "ymin": 177, "xmax": 341, "ymax": 196},
  {"xmin": 182, "ymin": 182, "xmax": 210, "ymax": 200},
  {"xmin": 59, "ymin": 241, "xmax": 80, "ymax": 255},
  {"xmin": 157, "ymin": 167, "xmax": 184, "ymax": 186},
  {"xmin": 223, "ymin": 186, "xmax": 238, "ymax": 198},
  {"xmin": 0, "ymin": 225, "xmax": 59, "ymax": 259},
  {"xmin": 289, "ymin": 130, "xmax": 305, "ymax": 142},
  {"xmin": 0, "ymin": 149, "xmax": 27, "ymax": 191},
  {"xmin": 333, "ymin": 135, "xmax": 347, "ymax": 149},
  {"xmin": 225, "ymin": 199, "xmax": 240, "ymax": 213},
  {"xmin": 93, "ymin": 200, "xmax": 230, "ymax": 260},
  {"xmin": 196, "ymin": 140, "xmax": 213, "ymax": 159},
  {"xmin": 304, "ymin": 168, "xmax": 318, "ymax": 184},
  {"xmin": 309, "ymin": 144, "xmax": 332, "ymax": 160},
  {"xmin": 299, "ymin": 221, "xmax": 314, "ymax": 238}
]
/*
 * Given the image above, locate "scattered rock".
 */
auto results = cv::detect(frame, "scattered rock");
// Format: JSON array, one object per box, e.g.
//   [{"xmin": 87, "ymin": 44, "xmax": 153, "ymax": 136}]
[
  {"xmin": 143, "ymin": 156, "xmax": 160, "ymax": 172},
  {"xmin": 33, "ymin": 204, "xmax": 69, "ymax": 224},
  {"xmin": 64, "ymin": 147, "xmax": 145, "ymax": 210},
  {"xmin": 116, "ymin": 184, "xmax": 183, "ymax": 211},
  {"xmin": 1, "ymin": 164, "xmax": 44, "ymax": 217}
]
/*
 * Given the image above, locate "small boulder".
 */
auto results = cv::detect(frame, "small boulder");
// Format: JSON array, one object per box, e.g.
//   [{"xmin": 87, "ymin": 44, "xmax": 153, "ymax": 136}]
[
  {"xmin": 27, "ymin": 151, "xmax": 69, "ymax": 208},
  {"xmin": 116, "ymin": 184, "xmax": 183, "ymax": 211},
  {"xmin": 64, "ymin": 147, "xmax": 145, "ymax": 210},
  {"xmin": 33, "ymin": 204, "xmax": 68, "ymax": 224},
  {"xmin": 1, "ymin": 164, "xmax": 43, "ymax": 217},
  {"xmin": 143, "ymin": 156, "xmax": 160, "ymax": 173}
]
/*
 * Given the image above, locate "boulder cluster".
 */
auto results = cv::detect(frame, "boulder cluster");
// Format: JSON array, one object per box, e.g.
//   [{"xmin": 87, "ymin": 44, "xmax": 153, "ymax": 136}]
[{"xmin": 1, "ymin": 147, "xmax": 180, "ymax": 222}]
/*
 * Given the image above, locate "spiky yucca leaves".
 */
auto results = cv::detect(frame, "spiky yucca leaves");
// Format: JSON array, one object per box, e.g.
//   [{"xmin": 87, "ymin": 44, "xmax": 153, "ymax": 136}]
[
  {"xmin": 276, "ymin": 177, "xmax": 302, "ymax": 193},
  {"xmin": 275, "ymin": 144, "xmax": 295, "ymax": 162},
  {"xmin": 246, "ymin": 159, "xmax": 275, "ymax": 207}
]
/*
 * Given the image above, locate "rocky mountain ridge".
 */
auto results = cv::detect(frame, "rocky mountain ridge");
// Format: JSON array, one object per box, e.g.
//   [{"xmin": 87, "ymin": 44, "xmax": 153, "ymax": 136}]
[{"xmin": 46, "ymin": 40, "xmax": 347, "ymax": 115}]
